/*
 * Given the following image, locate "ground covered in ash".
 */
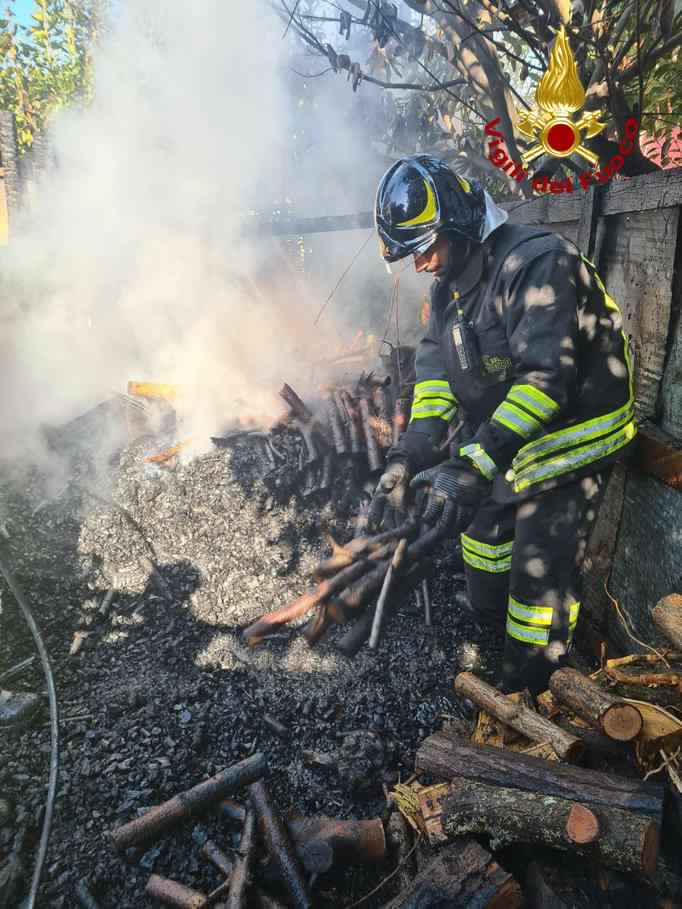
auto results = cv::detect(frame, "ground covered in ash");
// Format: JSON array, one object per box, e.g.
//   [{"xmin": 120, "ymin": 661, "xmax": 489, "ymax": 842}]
[{"xmin": 0, "ymin": 433, "xmax": 506, "ymax": 908}]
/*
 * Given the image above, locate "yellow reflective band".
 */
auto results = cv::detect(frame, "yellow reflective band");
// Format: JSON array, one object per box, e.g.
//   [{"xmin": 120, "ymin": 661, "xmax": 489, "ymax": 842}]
[
  {"xmin": 397, "ymin": 179, "xmax": 438, "ymax": 228},
  {"xmin": 410, "ymin": 405, "xmax": 456, "ymax": 422},
  {"xmin": 569, "ymin": 601, "xmax": 580, "ymax": 625},
  {"xmin": 414, "ymin": 380, "xmax": 455, "ymax": 398},
  {"xmin": 463, "ymin": 550, "xmax": 512, "ymax": 573},
  {"xmin": 508, "ymin": 597, "xmax": 553, "ymax": 627},
  {"xmin": 507, "ymin": 385, "xmax": 560, "ymax": 423},
  {"xmin": 461, "ymin": 533, "xmax": 513, "ymax": 560},
  {"xmin": 457, "ymin": 175, "xmax": 472, "ymax": 193},
  {"xmin": 513, "ymin": 401, "xmax": 634, "ymax": 474},
  {"xmin": 492, "ymin": 401, "xmax": 542, "ymax": 439},
  {"xmin": 459, "ymin": 443, "xmax": 498, "ymax": 480},
  {"xmin": 513, "ymin": 419, "xmax": 636, "ymax": 492},
  {"xmin": 506, "ymin": 617, "xmax": 550, "ymax": 646}
]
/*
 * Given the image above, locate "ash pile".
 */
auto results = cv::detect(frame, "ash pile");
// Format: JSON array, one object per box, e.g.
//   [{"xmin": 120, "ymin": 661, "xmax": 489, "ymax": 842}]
[{"xmin": 0, "ymin": 346, "xmax": 498, "ymax": 909}]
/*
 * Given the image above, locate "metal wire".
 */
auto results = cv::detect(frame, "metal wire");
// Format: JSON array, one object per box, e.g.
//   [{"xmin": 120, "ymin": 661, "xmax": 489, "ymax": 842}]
[{"xmin": 0, "ymin": 551, "xmax": 59, "ymax": 909}]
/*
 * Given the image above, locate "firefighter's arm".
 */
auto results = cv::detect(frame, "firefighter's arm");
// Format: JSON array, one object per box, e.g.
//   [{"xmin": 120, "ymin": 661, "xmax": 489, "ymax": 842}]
[
  {"xmin": 391, "ymin": 300, "xmax": 458, "ymax": 473},
  {"xmin": 460, "ymin": 246, "xmax": 579, "ymax": 477}
]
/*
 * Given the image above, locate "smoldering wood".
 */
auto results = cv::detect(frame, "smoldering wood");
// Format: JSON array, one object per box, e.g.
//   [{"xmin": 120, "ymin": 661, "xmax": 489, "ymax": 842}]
[
  {"xmin": 358, "ymin": 397, "xmax": 382, "ymax": 472},
  {"xmin": 339, "ymin": 391, "xmax": 362, "ymax": 454},
  {"xmin": 454, "ymin": 672, "xmax": 584, "ymax": 761},
  {"xmin": 380, "ymin": 837, "xmax": 523, "ymax": 909},
  {"xmin": 325, "ymin": 395, "xmax": 347, "ymax": 455},
  {"xmin": 144, "ymin": 875, "xmax": 207, "ymax": 909},
  {"xmin": 226, "ymin": 809, "xmax": 256, "ymax": 909},
  {"xmin": 416, "ymin": 733, "xmax": 664, "ymax": 820},
  {"xmin": 248, "ymin": 780, "xmax": 312, "ymax": 909},
  {"xmin": 549, "ymin": 667, "xmax": 643, "ymax": 741},
  {"xmin": 651, "ymin": 594, "xmax": 682, "ymax": 649},
  {"xmin": 110, "ymin": 753, "xmax": 267, "ymax": 850},
  {"xmin": 419, "ymin": 777, "xmax": 659, "ymax": 877}
]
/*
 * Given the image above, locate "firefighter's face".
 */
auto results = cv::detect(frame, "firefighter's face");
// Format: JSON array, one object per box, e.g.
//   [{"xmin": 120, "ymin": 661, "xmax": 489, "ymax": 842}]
[{"xmin": 413, "ymin": 235, "xmax": 451, "ymax": 278}]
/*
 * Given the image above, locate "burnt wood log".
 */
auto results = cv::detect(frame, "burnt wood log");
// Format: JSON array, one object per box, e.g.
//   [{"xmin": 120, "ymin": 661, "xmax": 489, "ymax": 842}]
[
  {"xmin": 454, "ymin": 672, "xmax": 583, "ymax": 761},
  {"xmin": 555, "ymin": 718, "xmax": 635, "ymax": 768},
  {"xmin": 226, "ymin": 809, "xmax": 256, "ymax": 909},
  {"xmin": 325, "ymin": 395, "xmax": 347, "ymax": 455},
  {"xmin": 418, "ymin": 777, "xmax": 658, "ymax": 877},
  {"xmin": 248, "ymin": 781, "xmax": 312, "ymax": 909},
  {"xmin": 144, "ymin": 875, "xmax": 206, "ymax": 908},
  {"xmin": 549, "ymin": 667, "xmax": 643, "ymax": 741},
  {"xmin": 110, "ymin": 753, "xmax": 267, "ymax": 850},
  {"xmin": 339, "ymin": 391, "xmax": 362, "ymax": 454},
  {"xmin": 288, "ymin": 815, "xmax": 386, "ymax": 865},
  {"xmin": 369, "ymin": 538, "xmax": 408, "ymax": 650},
  {"xmin": 358, "ymin": 397, "xmax": 383, "ymax": 472},
  {"xmin": 381, "ymin": 838, "xmax": 523, "ymax": 909},
  {"xmin": 652, "ymin": 594, "xmax": 682, "ymax": 648},
  {"xmin": 416, "ymin": 733, "xmax": 664, "ymax": 820},
  {"xmin": 200, "ymin": 840, "xmax": 233, "ymax": 878}
]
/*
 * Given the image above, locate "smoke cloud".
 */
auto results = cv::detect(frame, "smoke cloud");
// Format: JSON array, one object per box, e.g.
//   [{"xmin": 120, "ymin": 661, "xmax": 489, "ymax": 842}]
[{"xmin": 0, "ymin": 1, "xmax": 424, "ymax": 473}]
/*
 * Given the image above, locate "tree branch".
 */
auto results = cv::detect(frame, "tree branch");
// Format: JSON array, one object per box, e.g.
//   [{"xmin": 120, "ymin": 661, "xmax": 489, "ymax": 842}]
[{"xmin": 619, "ymin": 30, "xmax": 682, "ymax": 83}]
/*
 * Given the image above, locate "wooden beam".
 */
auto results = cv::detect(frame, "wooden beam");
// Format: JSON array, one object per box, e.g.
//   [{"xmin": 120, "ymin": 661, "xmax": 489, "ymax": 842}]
[{"xmin": 601, "ymin": 167, "xmax": 682, "ymax": 216}]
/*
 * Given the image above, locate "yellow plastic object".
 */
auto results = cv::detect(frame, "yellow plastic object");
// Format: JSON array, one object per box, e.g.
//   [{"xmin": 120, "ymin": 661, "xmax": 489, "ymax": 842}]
[{"xmin": 127, "ymin": 381, "xmax": 180, "ymax": 401}]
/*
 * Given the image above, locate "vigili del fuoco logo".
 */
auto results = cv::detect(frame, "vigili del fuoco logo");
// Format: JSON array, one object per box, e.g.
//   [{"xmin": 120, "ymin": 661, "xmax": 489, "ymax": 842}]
[{"xmin": 484, "ymin": 27, "xmax": 639, "ymax": 194}]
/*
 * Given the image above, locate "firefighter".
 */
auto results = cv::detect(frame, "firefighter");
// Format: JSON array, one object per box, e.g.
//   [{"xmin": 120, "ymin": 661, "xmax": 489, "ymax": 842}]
[{"xmin": 370, "ymin": 154, "xmax": 636, "ymax": 696}]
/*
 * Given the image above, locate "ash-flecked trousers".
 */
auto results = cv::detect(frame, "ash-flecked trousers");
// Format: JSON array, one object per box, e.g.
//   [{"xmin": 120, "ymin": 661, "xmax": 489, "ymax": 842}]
[{"xmin": 461, "ymin": 472, "xmax": 609, "ymax": 696}]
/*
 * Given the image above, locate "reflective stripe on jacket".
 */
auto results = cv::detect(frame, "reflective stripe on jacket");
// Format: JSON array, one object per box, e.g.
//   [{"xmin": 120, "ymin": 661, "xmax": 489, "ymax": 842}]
[{"xmin": 400, "ymin": 223, "xmax": 636, "ymax": 498}]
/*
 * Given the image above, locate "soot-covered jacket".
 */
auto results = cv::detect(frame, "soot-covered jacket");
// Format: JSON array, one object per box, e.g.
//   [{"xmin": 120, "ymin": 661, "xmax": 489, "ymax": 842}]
[{"xmin": 398, "ymin": 223, "xmax": 636, "ymax": 499}]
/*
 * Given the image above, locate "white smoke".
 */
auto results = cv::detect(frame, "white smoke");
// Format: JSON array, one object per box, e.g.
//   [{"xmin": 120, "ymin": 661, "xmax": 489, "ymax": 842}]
[{"xmin": 0, "ymin": 0, "xmax": 424, "ymax": 471}]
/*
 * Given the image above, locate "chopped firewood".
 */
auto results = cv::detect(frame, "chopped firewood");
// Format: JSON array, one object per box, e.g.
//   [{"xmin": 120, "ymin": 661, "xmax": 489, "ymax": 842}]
[
  {"xmin": 380, "ymin": 838, "xmax": 523, "ymax": 909},
  {"xmin": 248, "ymin": 780, "xmax": 312, "ymax": 909},
  {"xmin": 110, "ymin": 753, "xmax": 267, "ymax": 850},
  {"xmin": 549, "ymin": 667, "xmax": 643, "ymax": 741},
  {"xmin": 652, "ymin": 594, "xmax": 682, "ymax": 649},
  {"xmin": 416, "ymin": 777, "xmax": 658, "ymax": 877},
  {"xmin": 454, "ymin": 672, "xmax": 583, "ymax": 761},
  {"xmin": 415, "ymin": 734, "xmax": 664, "ymax": 821},
  {"xmin": 226, "ymin": 809, "xmax": 256, "ymax": 909},
  {"xmin": 200, "ymin": 840, "xmax": 233, "ymax": 878},
  {"xmin": 144, "ymin": 874, "xmax": 206, "ymax": 908}
]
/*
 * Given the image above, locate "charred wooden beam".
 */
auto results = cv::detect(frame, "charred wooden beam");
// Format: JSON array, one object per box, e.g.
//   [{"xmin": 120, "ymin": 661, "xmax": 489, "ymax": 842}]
[
  {"xmin": 339, "ymin": 391, "xmax": 362, "ymax": 454},
  {"xmin": 110, "ymin": 753, "xmax": 267, "ymax": 850},
  {"xmin": 226, "ymin": 808, "xmax": 257, "ymax": 909},
  {"xmin": 279, "ymin": 384, "xmax": 313, "ymax": 423},
  {"xmin": 454, "ymin": 672, "xmax": 583, "ymax": 761},
  {"xmin": 418, "ymin": 776, "xmax": 659, "ymax": 877},
  {"xmin": 325, "ymin": 395, "xmax": 347, "ymax": 455},
  {"xmin": 248, "ymin": 780, "xmax": 312, "ymax": 909},
  {"xmin": 549, "ymin": 667, "xmax": 643, "ymax": 741},
  {"xmin": 415, "ymin": 734, "xmax": 664, "ymax": 820}
]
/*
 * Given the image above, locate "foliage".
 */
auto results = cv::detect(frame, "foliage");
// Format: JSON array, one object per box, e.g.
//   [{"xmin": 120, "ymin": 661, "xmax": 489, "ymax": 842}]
[
  {"xmin": 283, "ymin": 0, "xmax": 682, "ymax": 185},
  {"xmin": 0, "ymin": 0, "xmax": 105, "ymax": 151}
]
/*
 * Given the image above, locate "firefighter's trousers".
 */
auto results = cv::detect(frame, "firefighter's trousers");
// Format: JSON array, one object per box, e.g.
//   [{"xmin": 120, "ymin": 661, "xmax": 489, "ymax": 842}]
[{"xmin": 461, "ymin": 471, "xmax": 609, "ymax": 695}]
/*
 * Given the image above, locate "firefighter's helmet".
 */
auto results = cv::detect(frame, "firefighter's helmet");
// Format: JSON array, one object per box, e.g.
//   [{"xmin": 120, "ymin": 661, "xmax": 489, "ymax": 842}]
[{"xmin": 374, "ymin": 155, "xmax": 487, "ymax": 264}]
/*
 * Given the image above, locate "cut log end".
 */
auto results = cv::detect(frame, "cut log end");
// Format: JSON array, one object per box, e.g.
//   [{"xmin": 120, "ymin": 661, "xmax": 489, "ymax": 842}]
[
  {"xmin": 640, "ymin": 820, "xmax": 659, "ymax": 878},
  {"xmin": 566, "ymin": 804, "xmax": 600, "ymax": 844},
  {"xmin": 601, "ymin": 703, "xmax": 644, "ymax": 741}
]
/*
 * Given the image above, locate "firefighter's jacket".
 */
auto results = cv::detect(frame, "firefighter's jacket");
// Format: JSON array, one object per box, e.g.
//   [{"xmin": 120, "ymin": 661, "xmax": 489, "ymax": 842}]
[{"xmin": 401, "ymin": 223, "xmax": 636, "ymax": 499}]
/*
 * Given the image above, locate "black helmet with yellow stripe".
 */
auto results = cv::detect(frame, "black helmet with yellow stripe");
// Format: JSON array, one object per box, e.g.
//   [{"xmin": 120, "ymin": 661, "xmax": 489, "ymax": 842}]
[{"xmin": 374, "ymin": 155, "xmax": 486, "ymax": 264}]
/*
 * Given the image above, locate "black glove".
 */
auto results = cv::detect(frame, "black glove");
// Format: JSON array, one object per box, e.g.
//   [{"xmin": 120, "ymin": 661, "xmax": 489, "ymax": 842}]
[
  {"xmin": 410, "ymin": 457, "xmax": 491, "ymax": 534},
  {"xmin": 368, "ymin": 458, "xmax": 410, "ymax": 530}
]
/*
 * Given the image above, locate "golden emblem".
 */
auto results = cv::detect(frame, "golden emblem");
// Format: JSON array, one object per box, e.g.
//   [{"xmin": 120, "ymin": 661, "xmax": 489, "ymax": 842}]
[{"xmin": 517, "ymin": 27, "xmax": 607, "ymax": 167}]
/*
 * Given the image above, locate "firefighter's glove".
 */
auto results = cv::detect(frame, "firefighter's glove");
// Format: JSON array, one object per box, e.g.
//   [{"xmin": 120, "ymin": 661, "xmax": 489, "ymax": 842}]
[
  {"xmin": 410, "ymin": 458, "xmax": 490, "ymax": 534},
  {"xmin": 368, "ymin": 458, "xmax": 410, "ymax": 530}
]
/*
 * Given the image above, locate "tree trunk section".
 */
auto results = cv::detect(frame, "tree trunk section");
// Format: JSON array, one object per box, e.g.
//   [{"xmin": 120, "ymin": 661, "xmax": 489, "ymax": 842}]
[
  {"xmin": 652, "ymin": 594, "xmax": 682, "ymax": 648},
  {"xmin": 415, "ymin": 733, "xmax": 664, "ymax": 820},
  {"xmin": 454, "ymin": 672, "xmax": 583, "ymax": 761},
  {"xmin": 381, "ymin": 838, "xmax": 523, "ymax": 909},
  {"xmin": 0, "ymin": 111, "xmax": 20, "ymax": 226},
  {"xmin": 549, "ymin": 668, "xmax": 643, "ymax": 741},
  {"xmin": 420, "ymin": 777, "xmax": 658, "ymax": 877}
]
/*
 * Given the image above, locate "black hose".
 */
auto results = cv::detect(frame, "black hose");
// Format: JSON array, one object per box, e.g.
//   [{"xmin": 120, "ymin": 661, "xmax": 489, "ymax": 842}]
[{"xmin": 0, "ymin": 551, "xmax": 59, "ymax": 909}]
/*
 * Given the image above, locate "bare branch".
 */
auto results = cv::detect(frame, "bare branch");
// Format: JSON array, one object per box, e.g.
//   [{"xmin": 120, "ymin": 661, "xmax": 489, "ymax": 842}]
[{"xmin": 619, "ymin": 29, "xmax": 682, "ymax": 82}]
